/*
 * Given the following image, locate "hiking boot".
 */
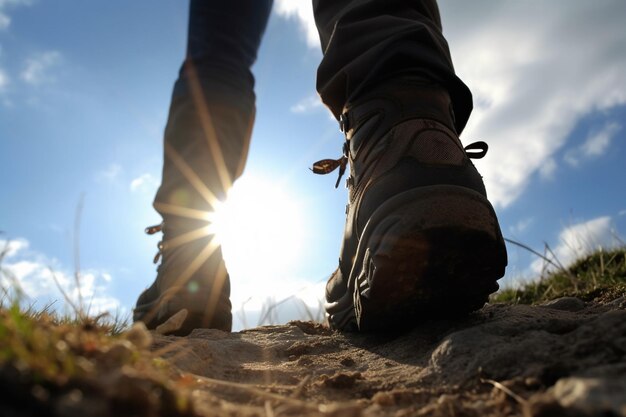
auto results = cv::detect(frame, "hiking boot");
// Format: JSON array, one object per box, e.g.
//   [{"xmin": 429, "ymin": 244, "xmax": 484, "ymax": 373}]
[
  {"xmin": 132, "ymin": 63, "xmax": 256, "ymax": 335},
  {"xmin": 316, "ymin": 83, "xmax": 508, "ymax": 331},
  {"xmin": 133, "ymin": 219, "xmax": 232, "ymax": 335}
]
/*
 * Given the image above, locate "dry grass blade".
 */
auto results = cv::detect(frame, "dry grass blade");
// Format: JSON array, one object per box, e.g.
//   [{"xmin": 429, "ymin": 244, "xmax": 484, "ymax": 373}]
[
  {"xmin": 48, "ymin": 267, "xmax": 81, "ymax": 319},
  {"xmin": 481, "ymin": 378, "xmax": 527, "ymax": 405},
  {"xmin": 291, "ymin": 375, "xmax": 311, "ymax": 399},
  {"xmin": 0, "ymin": 264, "xmax": 26, "ymax": 303},
  {"xmin": 196, "ymin": 374, "xmax": 320, "ymax": 410},
  {"xmin": 255, "ymin": 279, "xmax": 326, "ymax": 327},
  {"xmin": 504, "ymin": 238, "xmax": 565, "ymax": 274},
  {"xmin": 543, "ymin": 241, "xmax": 578, "ymax": 288}
]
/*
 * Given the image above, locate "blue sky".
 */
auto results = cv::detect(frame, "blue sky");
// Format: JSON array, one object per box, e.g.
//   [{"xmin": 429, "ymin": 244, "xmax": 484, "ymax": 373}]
[{"xmin": 1, "ymin": 1, "xmax": 625, "ymax": 329}]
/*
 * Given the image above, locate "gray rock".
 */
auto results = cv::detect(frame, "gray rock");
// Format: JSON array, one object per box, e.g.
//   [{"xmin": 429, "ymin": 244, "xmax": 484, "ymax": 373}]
[
  {"xmin": 542, "ymin": 297, "xmax": 586, "ymax": 312},
  {"xmin": 552, "ymin": 376, "xmax": 626, "ymax": 417}
]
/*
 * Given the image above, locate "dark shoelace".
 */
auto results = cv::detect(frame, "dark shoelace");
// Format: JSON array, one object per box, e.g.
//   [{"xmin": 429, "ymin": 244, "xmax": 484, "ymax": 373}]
[
  {"xmin": 311, "ymin": 140, "xmax": 489, "ymax": 188},
  {"xmin": 145, "ymin": 222, "xmax": 164, "ymax": 264}
]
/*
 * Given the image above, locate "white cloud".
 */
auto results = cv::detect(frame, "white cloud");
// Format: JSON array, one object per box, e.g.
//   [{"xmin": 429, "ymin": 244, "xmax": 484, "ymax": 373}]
[
  {"xmin": 538, "ymin": 158, "xmax": 557, "ymax": 181},
  {"xmin": 291, "ymin": 93, "xmax": 323, "ymax": 113},
  {"xmin": 290, "ymin": 93, "xmax": 336, "ymax": 120},
  {"xmin": 509, "ymin": 217, "xmax": 534, "ymax": 236},
  {"xmin": 130, "ymin": 173, "xmax": 158, "ymax": 192},
  {"xmin": 21, "ymin": 50, "xmax": 62, "ymax": 85},
  {"xmin": 0, "ymin": 237, "xmax": 121, "ymax": 315},
  {"xmin": 565, "ymin": 122, "xmax": 621, "ymax": 166},
  {"xmin": 273, "ymin": 2, "xmax": 626, "ymax": 208},
  {"xmin": 0, "ymin": 237, "xmax": 28, "ymax": 258},
  {"xmin": 0, "ymin": 68, "xmax": 8, "ymax": 90},
  {"xmin": 0, "ymin": 64, "xmax": 12, "ymax": 104},
  {"xmin": 0, "ymin": 0, "xmax": 33, "ymax": 30},
  {"xmin": 273, "ymin": 0, "xmax": 319, "ymax": 49},
  {"xmin": 1, "ymin": 0, "xmax": 33, "ymax": 94},
  {"xmin": 438, "ymin": 1, "xmax": 626, "ymax": 208},
  {"xmin": 0, "ymin": 13, "xmax": 9, "ymax": 30},
  {"xmin": 582, "ymin": 123, "xmax": 621, "ymax": 157},
  {"xmin": 96, "ymin": 163, "xmax": 122, "ymax": 182},
  {"xmin": 530, "ymin": 216, "xmax": 619, "ymax": 274}
]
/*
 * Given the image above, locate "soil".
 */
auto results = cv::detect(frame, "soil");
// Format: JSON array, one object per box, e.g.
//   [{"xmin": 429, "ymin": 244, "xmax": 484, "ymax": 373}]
[{"xmin": 153, "ymin": 297, "xmax": 626, "ymax": 417}]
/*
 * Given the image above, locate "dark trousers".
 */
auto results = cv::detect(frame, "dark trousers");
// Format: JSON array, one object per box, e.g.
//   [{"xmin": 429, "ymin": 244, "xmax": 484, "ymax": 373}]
[{"xmin": 154, "ymin": 0, "xmax": 472, "ymax": 221}]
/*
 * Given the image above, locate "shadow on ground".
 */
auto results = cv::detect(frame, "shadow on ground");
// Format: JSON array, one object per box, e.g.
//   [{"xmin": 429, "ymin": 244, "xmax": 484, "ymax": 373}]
[{"xmin": 154, "ymin": 297, "xmax": 626, "ymax": 417}]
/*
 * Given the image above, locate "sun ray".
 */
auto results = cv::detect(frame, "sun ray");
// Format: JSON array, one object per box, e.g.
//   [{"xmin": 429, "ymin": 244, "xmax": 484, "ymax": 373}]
[
  {"xmin": 162, "ymin": 226, "xmax": 213, "ymax": 251},
  {"xmin": 204, "ymin": 260, "xmax": 229, "ymax": 324},
  {"xmin": 169, "ymin": 235, "xmax": 221, "ymax": 292},
  {"xmin": 163, "ymin": 141, "xmax": 220, "ymax": 209},
  {"xmin": 142, "ymin": 234, "xmax": 221, "ymax": 324},
  {"xmin": 186, "ymin": 62, "xmax": 235, "ymax": 195},
  {"xmin": 153, "ymin": 202, "xmax": 214, "ymax": 221}
]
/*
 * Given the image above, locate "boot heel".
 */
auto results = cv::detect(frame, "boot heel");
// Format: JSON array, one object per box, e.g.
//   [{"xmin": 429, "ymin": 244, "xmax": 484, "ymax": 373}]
[{"xmin": 353, "ymin": 185, "xmax": 507, "ymax": 331}]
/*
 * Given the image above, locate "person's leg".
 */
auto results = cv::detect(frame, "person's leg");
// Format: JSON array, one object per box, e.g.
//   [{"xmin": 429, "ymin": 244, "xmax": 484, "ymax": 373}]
[
  {"xmin": 134, "ymin": 0, "xmax": 273, "ymax": 335},
  {"xmin": 313, "ymin": 0, "xmax": 508, "ymax": 331},
  {"xmin": 313, "ymin": 0, "xmax": 471, "ymax": 132}
]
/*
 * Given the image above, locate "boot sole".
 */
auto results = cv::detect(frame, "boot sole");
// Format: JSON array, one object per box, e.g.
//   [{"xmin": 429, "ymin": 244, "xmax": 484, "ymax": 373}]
[
  {"xmin": 328, "ymin": 185, "xmax": 507, "ymax": 331},
  {"xmin": 134, "ymin": 287, "xmax": 231, "ymax": 335}
]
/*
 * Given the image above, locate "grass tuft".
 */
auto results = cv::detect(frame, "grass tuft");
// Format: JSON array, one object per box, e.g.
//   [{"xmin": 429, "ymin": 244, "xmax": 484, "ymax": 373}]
[
  {"xmin": 492, "ymin": 247, "xmax": 626, "ymax": 305},
  {"xmin": 0, "ymin": 303, "xmax": 201, "ymax": 416}
]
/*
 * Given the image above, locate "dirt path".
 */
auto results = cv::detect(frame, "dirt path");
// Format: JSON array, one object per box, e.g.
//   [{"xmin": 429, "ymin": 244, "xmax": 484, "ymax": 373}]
[{"xmin": 154, "ymin": 297, "xmax": 626, "ymax": 417}]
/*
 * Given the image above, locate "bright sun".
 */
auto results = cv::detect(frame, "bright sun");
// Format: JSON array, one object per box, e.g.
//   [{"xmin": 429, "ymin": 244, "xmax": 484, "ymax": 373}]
[{"xmin": 209, "ymin": 175, "xmax": 305, "ymax": 284}]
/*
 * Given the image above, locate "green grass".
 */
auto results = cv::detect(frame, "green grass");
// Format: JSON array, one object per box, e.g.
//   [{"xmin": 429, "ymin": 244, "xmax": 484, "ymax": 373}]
[
  {"xmin": 0, "ymin": 303, "xmax": 200, "ymax": 416},
  {"xmin": 492, "ymin": 247, "xmax": 626, "ymax": 305},
  {"xmin": 0, "ymin": 235, "xmax": 202, "ymax": 415}
]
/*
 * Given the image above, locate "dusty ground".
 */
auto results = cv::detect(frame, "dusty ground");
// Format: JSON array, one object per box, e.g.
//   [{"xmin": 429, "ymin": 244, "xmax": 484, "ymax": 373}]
[{"xmin": 153, "ymin": 297, "xmax": 626, "ymax": 417}]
